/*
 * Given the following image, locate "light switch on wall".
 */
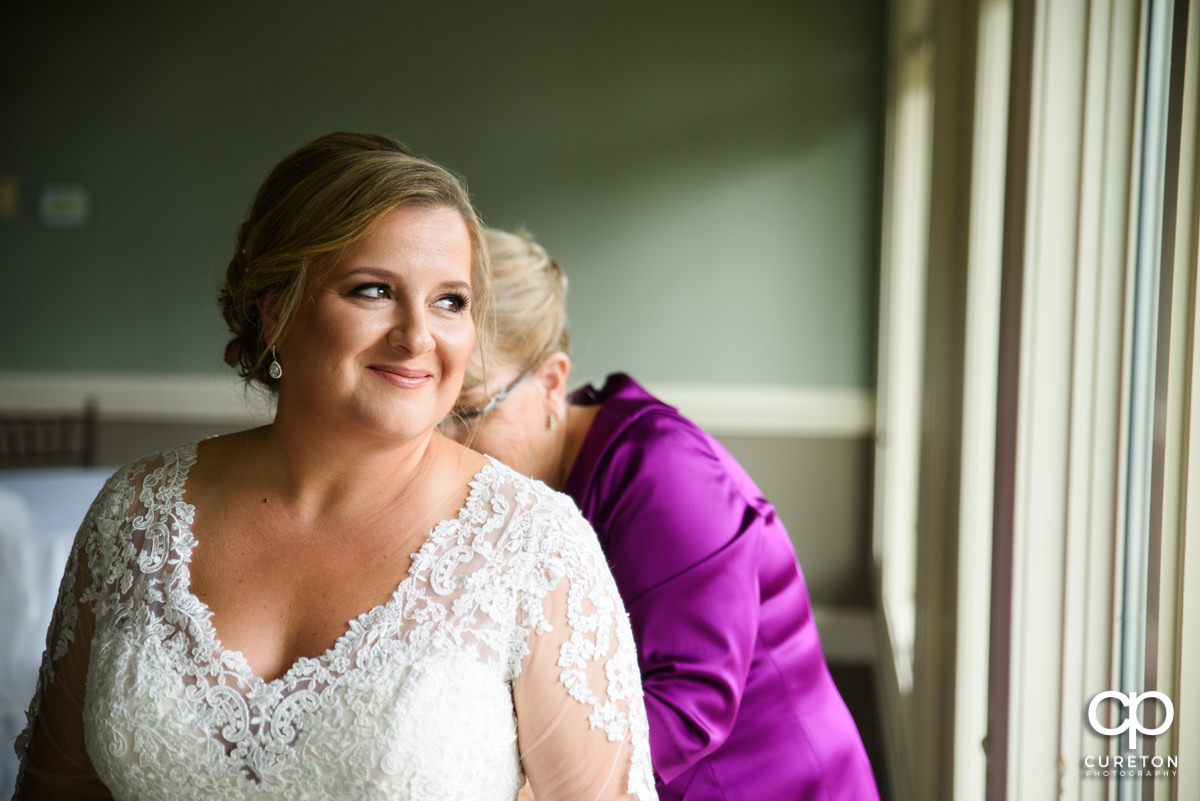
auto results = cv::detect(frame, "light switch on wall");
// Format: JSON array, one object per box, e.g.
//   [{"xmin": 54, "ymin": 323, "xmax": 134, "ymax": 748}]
[{"xmin": 40, "ymin": 184, "xmax": 90, "ymax": 228}]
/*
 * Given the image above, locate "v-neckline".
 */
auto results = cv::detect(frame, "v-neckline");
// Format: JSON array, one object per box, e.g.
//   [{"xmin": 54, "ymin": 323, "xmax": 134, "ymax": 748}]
[{"xmin": 164, "ymin": 442, "xmax": 502, "ymax": 689}]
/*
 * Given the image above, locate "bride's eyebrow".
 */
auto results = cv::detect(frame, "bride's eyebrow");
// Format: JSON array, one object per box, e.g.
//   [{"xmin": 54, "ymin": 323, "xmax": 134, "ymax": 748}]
[
  {"xmin": 437, "ymin": 280, "xmax": 472, "ymax": 295},
  {"xmin": 338, "ymin": 267, "xmax": 397, "ymax": 282}
]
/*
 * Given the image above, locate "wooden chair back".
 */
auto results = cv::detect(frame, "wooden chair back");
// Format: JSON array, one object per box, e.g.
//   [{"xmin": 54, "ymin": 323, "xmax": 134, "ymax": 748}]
[{"xmin": 0, "ymin": 398, "xmax": 99, "ymax": 469}]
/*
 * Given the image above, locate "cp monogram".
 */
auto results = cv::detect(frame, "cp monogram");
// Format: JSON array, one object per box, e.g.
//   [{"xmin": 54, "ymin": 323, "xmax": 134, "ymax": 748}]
[{"xmin": 1088, "ymin": 691, "xmax": 1174, "ymax": 749}]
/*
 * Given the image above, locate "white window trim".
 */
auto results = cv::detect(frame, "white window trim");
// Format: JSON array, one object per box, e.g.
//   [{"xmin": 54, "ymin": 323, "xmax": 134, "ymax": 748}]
[
  {"xmin": 1155, "ymin": 1, "xmax": 1199, "ymax": 797},
  {"xmin": 871, "ymin": 0, "xmax": 936, "ymax": 796},
  {"xmin": 952, "ymin": 0, "xmax": 1011, "ymax": 796}
]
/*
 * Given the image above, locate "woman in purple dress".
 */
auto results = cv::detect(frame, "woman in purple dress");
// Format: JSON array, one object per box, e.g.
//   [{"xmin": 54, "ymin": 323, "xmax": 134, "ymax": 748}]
[{"xmin": 442, "ymin": 229, "xmax": 880, "ymax": 800}]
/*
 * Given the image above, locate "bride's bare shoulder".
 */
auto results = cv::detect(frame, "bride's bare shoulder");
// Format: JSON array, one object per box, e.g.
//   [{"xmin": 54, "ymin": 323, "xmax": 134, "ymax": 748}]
[
  {"xmin": 186, "ymin": 428, "xmax": 269, "ymax": 500},
  {"xmin": 432, "ymin": 433, "xmax": 492, "ymax": 484}
]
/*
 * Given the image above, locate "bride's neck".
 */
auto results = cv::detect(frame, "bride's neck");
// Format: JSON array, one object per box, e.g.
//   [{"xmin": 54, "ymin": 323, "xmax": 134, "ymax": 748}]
[{"xmin": 241, "ymin": 420, "xmax": 440, "ymax": 520}]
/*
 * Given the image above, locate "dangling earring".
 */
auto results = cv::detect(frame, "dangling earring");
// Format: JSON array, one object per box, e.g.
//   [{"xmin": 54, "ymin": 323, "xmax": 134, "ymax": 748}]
[
  {"xmin": 546, "ymin": 413, "xmax": 558, "ymax": 431},
  {"xmin": 268, "ymin": 346, "xmax": 283, "ymax": 380}
]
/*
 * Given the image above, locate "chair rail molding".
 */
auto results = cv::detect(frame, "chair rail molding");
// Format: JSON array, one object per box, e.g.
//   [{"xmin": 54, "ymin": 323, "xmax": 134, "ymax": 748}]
[
  {"xmin": 0, "ymin": 372, "xmax": 875, "ymax": 438},
  {"xmin": 0, "ymin": 372, "xmax": 275, "ymax": 424}
]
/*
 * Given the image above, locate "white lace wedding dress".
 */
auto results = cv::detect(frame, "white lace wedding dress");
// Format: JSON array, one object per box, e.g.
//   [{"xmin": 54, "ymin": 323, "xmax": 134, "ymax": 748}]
[{"xmin": 14, "ymin": 444, "xmax": 656, "ymax": 801}]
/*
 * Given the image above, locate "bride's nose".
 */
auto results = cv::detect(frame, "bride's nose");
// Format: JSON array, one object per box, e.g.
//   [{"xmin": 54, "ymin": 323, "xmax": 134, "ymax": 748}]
[{"xmin": 387, "ymin": 310, "xmax": 434, "ymax": 353}]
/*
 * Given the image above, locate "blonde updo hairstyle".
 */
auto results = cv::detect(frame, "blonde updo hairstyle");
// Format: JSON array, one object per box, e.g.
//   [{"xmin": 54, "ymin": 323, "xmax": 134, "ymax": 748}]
[
  {"xmin": 220, "ymin": 131, "xmax": 492, "ymax": 390},
  {"xmin": 463, "ymin": 228, "xmax": 568, "ymax": 393}
]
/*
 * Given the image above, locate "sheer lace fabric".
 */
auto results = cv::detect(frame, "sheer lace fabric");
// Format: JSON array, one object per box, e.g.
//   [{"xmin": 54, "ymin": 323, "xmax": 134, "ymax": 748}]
[{"xmin": 15, "ymin": 445, "xmax": 655, "ymax": 801}]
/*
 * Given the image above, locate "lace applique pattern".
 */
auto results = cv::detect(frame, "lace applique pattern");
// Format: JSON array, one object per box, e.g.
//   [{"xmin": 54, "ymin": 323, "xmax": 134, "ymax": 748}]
[{"xmin": 18, "ymin": 444, "xmax": 655, "ymax": 801}]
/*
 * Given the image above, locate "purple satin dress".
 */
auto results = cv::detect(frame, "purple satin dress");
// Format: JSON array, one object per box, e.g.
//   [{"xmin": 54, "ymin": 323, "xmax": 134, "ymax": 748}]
[{"xmin": 564, "ymin": 375, "xmax": 879, "ymax": 800}]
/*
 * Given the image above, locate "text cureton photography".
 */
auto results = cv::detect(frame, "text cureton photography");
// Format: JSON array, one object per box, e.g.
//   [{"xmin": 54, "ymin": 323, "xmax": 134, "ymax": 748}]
[{"xmin": 1081, "ymin": 691, "xmax": 1180, "ymax": 779}]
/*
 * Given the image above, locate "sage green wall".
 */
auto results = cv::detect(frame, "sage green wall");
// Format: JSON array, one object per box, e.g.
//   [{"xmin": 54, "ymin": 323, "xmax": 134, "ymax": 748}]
[{"xmin": 0, "ymin": 2, "xmax": 884, "ymax": 389}]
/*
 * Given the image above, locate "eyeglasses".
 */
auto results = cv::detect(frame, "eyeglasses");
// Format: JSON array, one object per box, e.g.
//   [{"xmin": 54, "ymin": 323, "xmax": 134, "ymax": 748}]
[{"xmin": 447, "ymin": 368, "xmax": 532, "ymax": 424}]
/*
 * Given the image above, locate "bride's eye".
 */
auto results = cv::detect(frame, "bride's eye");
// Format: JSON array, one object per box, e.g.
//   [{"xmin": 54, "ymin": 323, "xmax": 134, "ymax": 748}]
[
  {"xmin": 433, "ymin": 292, "xmax": 470, "ymax": 313},
  {"xmin": 350, "ymin": 283, "xmax": 390, "ymax": 299}
]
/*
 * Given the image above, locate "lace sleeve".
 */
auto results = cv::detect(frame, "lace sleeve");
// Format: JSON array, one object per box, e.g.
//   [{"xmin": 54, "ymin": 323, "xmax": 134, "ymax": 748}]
[
  {"xmin": 510, "ymin": 495, "xmax": 656, "ymax": 801},
  {"xmin": 12, "ymin": 476, "xmax": 124, "ymax": 800}
]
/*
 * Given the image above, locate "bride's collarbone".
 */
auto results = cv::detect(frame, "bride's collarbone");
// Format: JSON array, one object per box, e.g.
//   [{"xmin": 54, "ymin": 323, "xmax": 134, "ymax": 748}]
[
  {"xmin": 191, "ymin": 501, "xmax": 429, "ymax": 598},
  {"xmin": 185, "ymin": 484, "xmax": 437, "ymax": 615},
  {"xmin": 185, "ymin": 513, "xmax": 423, "ymax": 683}
]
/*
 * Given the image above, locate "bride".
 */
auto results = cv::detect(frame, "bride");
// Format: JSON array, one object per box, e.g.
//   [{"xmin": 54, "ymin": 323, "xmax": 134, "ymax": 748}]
[{"xmin": 13, "ymin": 132, "xmax": 655, "ymax": 801}]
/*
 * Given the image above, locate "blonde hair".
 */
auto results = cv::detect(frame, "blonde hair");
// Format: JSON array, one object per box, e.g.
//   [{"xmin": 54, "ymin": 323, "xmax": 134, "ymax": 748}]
[
  {"xmin": 463, "ymin": 228, "xmax": 568, "ymax": 392},
  {"xmin": 220, "ymin": 131, "xmax": 491, "ymax": 389}
]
